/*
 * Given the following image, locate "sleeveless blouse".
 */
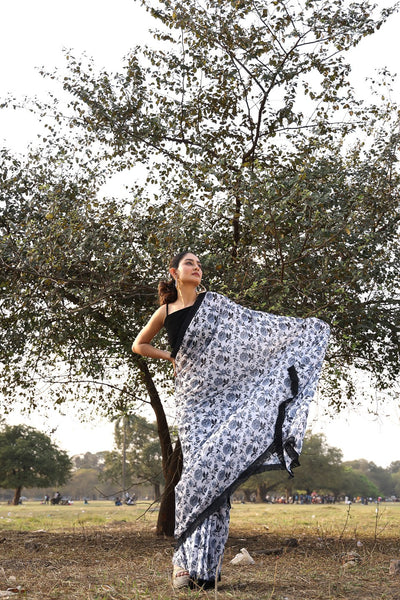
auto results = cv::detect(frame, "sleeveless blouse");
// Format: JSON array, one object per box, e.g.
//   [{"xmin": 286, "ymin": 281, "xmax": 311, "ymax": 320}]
[{"xmin": 164, "ymin": 293, "xmax": 206, "ymax": 358}]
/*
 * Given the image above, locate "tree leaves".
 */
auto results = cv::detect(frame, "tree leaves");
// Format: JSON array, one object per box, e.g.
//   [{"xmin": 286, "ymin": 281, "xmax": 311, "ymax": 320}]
[
  {"xmin": 0, "ymin": 424, "xmax": 72, "ymax": 504},
  {"xmin": 1, "ymin": 0, "xmax": 399, "ymax": 416}
]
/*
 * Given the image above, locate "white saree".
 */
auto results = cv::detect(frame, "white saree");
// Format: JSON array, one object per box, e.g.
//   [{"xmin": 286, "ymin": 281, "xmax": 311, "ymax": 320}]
[{"xmin": 172, "ymin": 292, "xmax": 330, "ymax": 582}]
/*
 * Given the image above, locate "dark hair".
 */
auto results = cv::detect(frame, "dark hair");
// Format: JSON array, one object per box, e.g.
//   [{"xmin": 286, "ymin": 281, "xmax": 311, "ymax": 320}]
[{"xmin": 158, "ymin": 251, "xmax": 191, "ymax": 305}]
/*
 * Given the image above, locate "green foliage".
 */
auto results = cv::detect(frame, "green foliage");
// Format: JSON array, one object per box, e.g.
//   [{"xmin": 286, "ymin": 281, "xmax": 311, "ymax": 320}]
[
  {"xmin": 72, "ymin": 451, "xmax": 107, "ymax": 471},
  {"xmin": 340, "ymin": 467, "xmax": 380, "ymax": 499},
  {"xmin": 63, "ymin": 468, "xmax": 104, "ymax": 500},
  {"xmin": 344, "ymin": 458, "xmax": 395, "ymax": 497},
  {"xmin": 242, "ymin": 432, "xmax": 343, "ymax": 497},
  {"xmin": 0, "ymin": 424, "xmax": 72, "ymax": 504},
  {"xmin": 389, "ymin": 460, "xmax": 400, "ymax": 474},
  {"xmin": 100, "ymin": 415, "xmax": 164, "ymax": 497},
  {"xmin": 290, "ymin": 432, "xmax": 344, "ymax": 495},
  {"xmin": 240, "ymin": 432, "xmax": 396, "ymax": 499},
  {"xmin": 392, "ymin": 471, "xmax": 400, "ymax": 497},
  {"xmin": 0, "ymin": 144, "xmax": 157, "ymax": 412}
]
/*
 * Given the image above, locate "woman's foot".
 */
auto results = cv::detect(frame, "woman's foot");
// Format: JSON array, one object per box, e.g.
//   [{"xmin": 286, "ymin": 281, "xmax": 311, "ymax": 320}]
[{"xmin": 172, "ymin": 565, "xmax": 190, "ymax": 589}]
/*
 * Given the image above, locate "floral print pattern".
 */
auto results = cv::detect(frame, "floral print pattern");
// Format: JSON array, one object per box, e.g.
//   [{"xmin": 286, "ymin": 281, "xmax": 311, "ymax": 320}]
[
  {"xmin": 173, "ymin": 292, "xmax": 330, "ymax": 548},
  {"xmin": 173, "ymin": 499, "xmax": 230, "ymax": 581}
]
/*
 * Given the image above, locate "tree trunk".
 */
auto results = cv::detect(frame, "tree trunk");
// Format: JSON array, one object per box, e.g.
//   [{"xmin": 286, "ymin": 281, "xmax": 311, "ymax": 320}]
[
  {"xmin": 154, "ymin": 482, "xmax": 161, "ymax": 501},
  {"xmin": 242, "ymin": 488, "xmax": 253, "ymax": 502},
  {"xmin": 13, "ymin": 486, "xmax": 22, "ymax": 506},
  {"xmin": 156, "ymin": 438, "xmax": 182, "ymax": 537},
  {"xmin": 256, "ymin": 483, "xmax": 268, "ymax": 503},
  {"xmin": 136, "ymin": 358, "xmax": 181, "ymax": 537},
  {"xmin": 122, "ymin": 416, "xmax": 127, "ymax": 493}
]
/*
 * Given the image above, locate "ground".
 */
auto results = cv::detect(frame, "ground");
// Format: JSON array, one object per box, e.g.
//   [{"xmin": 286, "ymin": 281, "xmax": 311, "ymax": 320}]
[{"xmin": 0, "ymin": 502, "xmax": 399, "ymax": 599}]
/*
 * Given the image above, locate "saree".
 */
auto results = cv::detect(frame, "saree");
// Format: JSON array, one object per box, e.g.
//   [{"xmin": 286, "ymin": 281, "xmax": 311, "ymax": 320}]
[{"xmin": 173, "ymin": 292, "xmax": 330, "ymax": 550}]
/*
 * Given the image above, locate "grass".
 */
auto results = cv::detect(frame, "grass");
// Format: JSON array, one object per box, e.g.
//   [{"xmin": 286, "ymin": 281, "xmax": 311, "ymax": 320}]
[
  {"xmin": 0, "ymin": 500, "xmax": 156, "ymax": 532},
  {"xmin": 1, "ymin": 500, "xmax": 400, "ymax": 599}
]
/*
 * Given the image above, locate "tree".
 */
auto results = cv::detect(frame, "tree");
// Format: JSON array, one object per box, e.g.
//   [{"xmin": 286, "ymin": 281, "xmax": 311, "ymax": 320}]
[
  {"xmin": 344, "ymin": 459, "xmax": 395, "ymax": 497},
  {"xmin": 240, "ymin": 432, "xmax": 345, "ymax": 500},
  {"xmin": 0, "ymin": 425, "xmax": 72, "ymax": 505},
  {"xmin": 101, "ymin": 415, "xmax": 166, "ymax": 500},
  {"xmin": 340, "ymin": 467, "xmax": 380, "ymax": 499},
  {"xmin": 1, "ymin": 0, "xmax": 400, "ymax": 534},
  {"xmin": 2, "ymin": 0, "xmax": 398, "ymax": 398},
  {"xmin": 239, "ymin": 432, "xmax": 382, "ymax": 500},
  {"xmin": 392, "ymin": 471, "xmax": 400, "ymax": 498},
  {"xmin": 239, "ymin": 470, "xmax": 289, "ymax": 502},
  {"xmin": 37, "ymin": 0, "xmax": 399, "ymax": 403},
  {"xmin": 388, "ymin": 461, "xmax": 400, "ymax": 474},
  {"xmin": 282, "ymin": 432, "xmax": 344, "ymax": 496},
  {"xmin": 0, "ymin": 143, "xmax": 182, "ymax": 533},
  {"xmin": 72, "ymin": 451, "xmax": 106, "ymax": 471},
  {"xmin": 64, "ymin": 468, "xmax": 100, "ymax": 500}
]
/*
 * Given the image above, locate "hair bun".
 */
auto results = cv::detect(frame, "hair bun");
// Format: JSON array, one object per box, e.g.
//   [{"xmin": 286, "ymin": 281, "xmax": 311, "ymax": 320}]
[{"xmin": 158, "ymin": 279, "xmax": 177, "ymax": 305}]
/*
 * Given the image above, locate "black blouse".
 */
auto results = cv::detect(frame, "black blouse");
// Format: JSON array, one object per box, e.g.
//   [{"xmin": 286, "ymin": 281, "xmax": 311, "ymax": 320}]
[{"xmin": 164, "ymin": 293, "xmax": 206, "ymax": 358}]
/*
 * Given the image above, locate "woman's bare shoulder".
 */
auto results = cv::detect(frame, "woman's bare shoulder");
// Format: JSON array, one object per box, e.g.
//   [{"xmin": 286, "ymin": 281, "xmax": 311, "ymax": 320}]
[{"xmin": 152, "ymin": 304, "xmax": 168, "ymax": 323}]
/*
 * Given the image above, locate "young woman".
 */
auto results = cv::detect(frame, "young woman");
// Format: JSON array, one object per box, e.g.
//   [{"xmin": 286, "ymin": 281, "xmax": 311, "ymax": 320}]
[{"xmin": 132, "ymin": 251, "xmax": 330, "ymax": 590}]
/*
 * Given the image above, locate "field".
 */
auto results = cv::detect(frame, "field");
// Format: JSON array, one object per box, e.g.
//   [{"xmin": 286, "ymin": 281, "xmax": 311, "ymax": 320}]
[{"xmin": 1, "ymin": 500, "xmax": 400, "ymax": 599}]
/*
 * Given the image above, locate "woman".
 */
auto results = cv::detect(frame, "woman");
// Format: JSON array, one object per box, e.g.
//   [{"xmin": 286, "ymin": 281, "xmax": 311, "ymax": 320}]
[{"xmin": 132, "ymin": 251, "xmax": 330, "ymax": 590}]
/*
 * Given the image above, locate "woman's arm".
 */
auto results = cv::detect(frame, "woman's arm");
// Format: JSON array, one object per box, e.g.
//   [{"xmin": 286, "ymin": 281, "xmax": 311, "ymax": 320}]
[{"xmin": 132, "ymin": 305, "xmax": 173, "ymax": 364}]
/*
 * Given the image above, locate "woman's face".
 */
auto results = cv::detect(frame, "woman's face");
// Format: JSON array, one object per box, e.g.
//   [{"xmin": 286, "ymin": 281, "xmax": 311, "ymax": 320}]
[{"xmin": 171, "ymin": 253, "xmax": 202, "ymax": 286}]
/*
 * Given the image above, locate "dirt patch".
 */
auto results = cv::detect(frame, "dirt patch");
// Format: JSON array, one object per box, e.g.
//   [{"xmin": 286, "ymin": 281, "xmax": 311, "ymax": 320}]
[{"xmin": 1, "ymin": 523, "xmax": 399, "ymax": 599}]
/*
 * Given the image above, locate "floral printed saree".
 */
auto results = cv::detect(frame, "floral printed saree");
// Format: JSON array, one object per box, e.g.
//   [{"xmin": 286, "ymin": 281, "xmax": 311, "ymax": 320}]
[{"xmin": 171, "ymin": 292, "xmax": 330, "ymax": 580}]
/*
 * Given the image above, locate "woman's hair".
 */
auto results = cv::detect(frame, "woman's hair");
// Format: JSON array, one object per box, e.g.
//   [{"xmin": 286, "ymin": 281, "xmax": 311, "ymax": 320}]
[{"xmin": 158, "ymin": 251, "xmax": 191, "ymax": 305}]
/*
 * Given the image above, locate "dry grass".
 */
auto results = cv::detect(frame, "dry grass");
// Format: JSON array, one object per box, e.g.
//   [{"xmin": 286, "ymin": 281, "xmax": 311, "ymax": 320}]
[{"xmin": 1, "ymin": 501, "xmax": 400, "ymax": 599}]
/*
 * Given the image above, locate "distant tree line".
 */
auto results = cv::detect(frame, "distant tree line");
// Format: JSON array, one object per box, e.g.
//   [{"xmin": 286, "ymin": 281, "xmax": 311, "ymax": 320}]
[
  {"xmin": 1, "ymin": 424, "xmax": 399, "ymax": 504},
  {"xmin": 239, "ymin": 433, "xmax": 400, "ymax": 502},
  {"xmin": 0, "ymin": 417, "xmax": 163, "ymax": 502}
]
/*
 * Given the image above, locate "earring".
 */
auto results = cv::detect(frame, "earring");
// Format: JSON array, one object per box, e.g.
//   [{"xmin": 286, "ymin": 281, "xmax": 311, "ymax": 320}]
[{"xmin": 196, "ymin": 283, "xmax": 207, "ymax": 294}]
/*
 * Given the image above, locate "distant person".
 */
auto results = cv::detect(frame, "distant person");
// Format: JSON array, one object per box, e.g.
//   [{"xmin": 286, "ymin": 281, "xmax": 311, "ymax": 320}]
[
  {"xmin": 133, "ymin": 251, "xmax": 330, "ymax": 590},
  {"xmin": 51, "ymin": 491, "xmax": 62, "ymax": 505},
  {"xmin": 126, "ymin": 493, "xmax": 136, "ymax": 505}
]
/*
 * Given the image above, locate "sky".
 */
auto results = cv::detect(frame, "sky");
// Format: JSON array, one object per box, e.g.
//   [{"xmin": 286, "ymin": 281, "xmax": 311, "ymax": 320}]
[{"xmin": 1, "ymin": 0, "xmax": 399, "ymax": 467}]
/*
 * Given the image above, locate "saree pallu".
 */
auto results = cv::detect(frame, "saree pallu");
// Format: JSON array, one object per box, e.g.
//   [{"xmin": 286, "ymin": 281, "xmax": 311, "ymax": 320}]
[{"xmin": 173, "ymin": 292, "xmax": 330, "ymax": 551}]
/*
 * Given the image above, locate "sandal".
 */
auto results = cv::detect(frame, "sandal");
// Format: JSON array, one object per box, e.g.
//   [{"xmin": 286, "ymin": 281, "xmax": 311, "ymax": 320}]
[{"xmin": 172, "ymin": 565, "xmax": 190, "ymax": 589}]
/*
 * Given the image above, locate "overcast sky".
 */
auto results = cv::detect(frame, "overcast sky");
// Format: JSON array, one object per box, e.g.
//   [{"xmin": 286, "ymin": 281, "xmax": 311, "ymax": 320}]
[{"xmin": 1, "ymin": 0, "xmax": 399, "ymax": 466}]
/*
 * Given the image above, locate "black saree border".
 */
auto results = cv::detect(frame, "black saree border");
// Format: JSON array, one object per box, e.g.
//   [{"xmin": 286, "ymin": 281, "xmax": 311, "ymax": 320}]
[{"xmin": 175, "ymin": 365, "xmax": 300, "ymax": 547}]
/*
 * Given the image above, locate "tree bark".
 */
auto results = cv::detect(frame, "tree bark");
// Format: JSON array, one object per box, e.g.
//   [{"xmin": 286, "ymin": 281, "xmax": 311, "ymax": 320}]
[
  {"xmin": 136, "ymin": 358, "xmax": 182, "ymax": 537},
  {"xmin": 13, "ymin": 486, "xmax": 22, "ymax": 506},
  {"xmin": 156, "ymin": 438, "xmax": 183, "ymax": 537},
  {"xmin": 122, "ymin": 416, "xmax": 127, "ymax": 493},
  {"xmin": 154, "ymin": 482, "xmax": 161, "ymax": 501},
  {"xmin": 242, "ymin": 488, "xmax": 253, "ymax": 502},
  {"xmin": 256, "ymin": 483, "xmax": 268, "ymax": 503}
]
